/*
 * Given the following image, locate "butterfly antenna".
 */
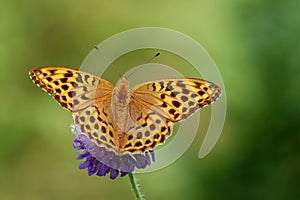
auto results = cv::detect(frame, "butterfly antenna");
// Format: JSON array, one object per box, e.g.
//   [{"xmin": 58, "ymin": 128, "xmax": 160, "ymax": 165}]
[
  {"xmin": 93, "ymin": 45, "xmax": 122, "ymax": 78},
  {"xmin": 145, "ymin": 52, "xmax": 160, "ymax": 63},
  {"xmin": 126, "ymin": 52, "xmax": 161, "ymax": 79}
]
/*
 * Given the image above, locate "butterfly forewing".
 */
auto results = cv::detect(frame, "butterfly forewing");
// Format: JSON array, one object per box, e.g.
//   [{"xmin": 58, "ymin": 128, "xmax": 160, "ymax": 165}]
[
  {"xmin": 29, "ymin": 67, "xmax": 113, "ymax": 111},
  {"xmin": 131, "ymin": 78, "xmax": 222, "ymax": 122}
]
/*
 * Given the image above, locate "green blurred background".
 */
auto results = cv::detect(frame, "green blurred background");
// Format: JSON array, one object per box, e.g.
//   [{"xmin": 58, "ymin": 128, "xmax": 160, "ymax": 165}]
[{"xmin": 0, "ymin": 0, "xmax": 299, "ymax": 199}]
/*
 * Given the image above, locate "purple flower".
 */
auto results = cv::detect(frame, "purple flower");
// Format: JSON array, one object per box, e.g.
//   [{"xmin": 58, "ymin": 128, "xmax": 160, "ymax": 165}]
[{"xmin": 71, "ymin": 125, "xmax": 155, "ymax": 180}]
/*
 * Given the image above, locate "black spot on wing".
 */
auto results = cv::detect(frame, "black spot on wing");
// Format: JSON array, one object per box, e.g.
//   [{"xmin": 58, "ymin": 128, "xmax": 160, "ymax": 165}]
[
  {"xmin": 100, "ymin": 135, "xmax": 107, "ymax": 141},
  {"xmin": 76, "ymin": 73, "xmax": 83, "ymax": 83},
  {"xmin": 55, "ymin": 88, "xmax": 61, "ymax": 93},
  {"xmin": 124, "ymin": 143, "xmax": 132, "ymax": 148},
  {"xmin": 101, "ymin": 126, "xmax": 106, "ymax": 133},
  {"xmin": 154, "ymin": 133, "xmax": 159, "ymax": 139},
  {"xmin": 182, "ymin": 89, "xmax": 189, "ymax": 94},
  {"xmin": 81, "ymin": 95, "xmax": 89, "ymax": 100},
  {"xmin": 198, "ymin": 91, "xmax": 205, "ymax": 95},
  {"xmin": 152, "ymin": 83, "xmax": 156, "ymax": 91},
  {"xmin": 64, "ymin": 71, "xmax": 73, "ymax": 77},
  {"xmin": 61, "ymin": 85, "xmax": 69, "ymax": 91},
  {"xmin": 109, "ymin": 130, "xmax": 114, "ymax": 137},
  {"xmin": 181, "ymin": 96, "xmax": 188, "ymax": 102},
  {"xmin": 128, "ymin": 134, "xmax": 133, "ymax": 140},
  {"xmin": 62, "ymin": 95, "xmax": 67, "ymax": 101},
  {"xmin": 73, "ymin": 99, "xmax": 79, "ymax": 105},
  {"xmin": 161, "ymin": 102, "xmax": 168, "ymax": 108},
  {"xmin": 68, "ymin": 91, "xmax": 76, "ymax": 97},
  {"xmin": 159, "ymin": 81, "xmax": 164, "ymax": 91},
  {"xmin": 172, "ymin": 100, "xmax": 181, "ymax": 108},
  {"xmin": 61, "ymin": 78, "xmax": 68, "ymax": 83},
  {"xmin": 169, "ymin": 109, "xmax": 176, "ymax": 115},
  {"xmin": 137, "ymin": 132, "xmax": 143, "ymax": 139},
  {"xmin": 46, "ymin": 77, "xmax": 53, "ymax": 82},
  {"xmin": 150, "ymin": 124, "xmax": 156, "ymax": 130},
  {"xmin": 145, "ymin": 140, "xmax": 151, "ymax": 145},
  {"xmin": 176, "ymin": 81, "xmax": 186, "ymax": 88},
  {"xmin": 90, "ymin": 116, "xmax": 95, "ymax": 123},
  {"xmin": 84, "ymin": 74, "xmax": 89, "ymax": 82},
  {"xmin": 145, "ymin": 131, "xmax": 150, "ymax": 137},
  {"xmin": 135, "ymin": 141, "xmax": 142, "ymax": 147}
]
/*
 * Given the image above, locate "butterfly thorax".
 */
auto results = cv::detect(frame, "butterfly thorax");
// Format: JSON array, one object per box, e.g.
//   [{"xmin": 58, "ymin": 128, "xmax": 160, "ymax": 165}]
[{"xmin": 111, "ymin": 77, "xmax": 132, "ymax": 133}]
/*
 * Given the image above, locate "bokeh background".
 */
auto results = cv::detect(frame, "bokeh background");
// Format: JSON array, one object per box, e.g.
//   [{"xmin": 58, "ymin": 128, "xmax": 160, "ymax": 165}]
[{"xmin": 0, "ymin": 0, "xmax": 299, "ymax": 199}]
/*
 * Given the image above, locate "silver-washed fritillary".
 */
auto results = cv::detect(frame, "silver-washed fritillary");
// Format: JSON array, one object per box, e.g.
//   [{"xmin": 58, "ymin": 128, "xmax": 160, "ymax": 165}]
[{"xmin": 29, "ymin": 67, "xmax": 221, "ymax": 154}]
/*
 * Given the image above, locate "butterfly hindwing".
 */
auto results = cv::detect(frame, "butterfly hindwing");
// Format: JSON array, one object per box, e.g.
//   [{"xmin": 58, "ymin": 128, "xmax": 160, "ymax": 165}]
[
  {"xmin": 73, "ymin": 99, "xmax": 123, "ymax": 151},
  {"xmin": 122, "ymin": 100, "xmax": 174, "ymax": 152}
]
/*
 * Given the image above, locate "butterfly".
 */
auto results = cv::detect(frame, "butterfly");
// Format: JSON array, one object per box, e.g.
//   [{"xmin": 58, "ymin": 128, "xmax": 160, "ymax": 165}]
[{"xmin": 29, "ymin": 66, "xmax": 222, "ymax": 154}]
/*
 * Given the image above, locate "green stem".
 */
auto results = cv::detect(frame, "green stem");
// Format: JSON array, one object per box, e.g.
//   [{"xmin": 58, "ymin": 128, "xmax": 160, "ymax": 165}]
[{"xmin": 128, "ymin": 172, "xmax": 144, "ymax": 200}]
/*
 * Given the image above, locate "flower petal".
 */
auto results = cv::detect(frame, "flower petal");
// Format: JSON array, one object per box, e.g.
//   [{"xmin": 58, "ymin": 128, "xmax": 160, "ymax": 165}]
[
  {"xmin": 134, "ymin": 154, "xmax": 148, "ymax": 169},
  {"xmin": 97, "ymin": 163, "xmax": 110, "ymax": 176},
  {"xmin": 79, "ymin": 159, "xmax": 90, "ymax": 169},
  {"xmin": 88, "ymin": 160, "xmax": 98, "ymax": 176},
  {"xmin": 120, "ymin": 171, "xmax": 129, "ymax": 177},
  {"xmin": 76, "ymin": 151, "xmax": 90, "ymax": 160},
  {"xmin": 109, "ymin": 168, "xmax": 119, "ymax": 180},
  {"xmin": 149, "ymin": 150, "xmax": 155, "ymax": 162},
  {"xmin": 73, "ymin": 138, "xmax": 85, "ymax": 150}
]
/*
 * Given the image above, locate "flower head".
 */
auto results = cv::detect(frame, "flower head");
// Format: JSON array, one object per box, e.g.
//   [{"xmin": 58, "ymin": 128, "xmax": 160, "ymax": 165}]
[{"xmin": 71, "ymin": 125, "xmax": 155, "ymax": 179}]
